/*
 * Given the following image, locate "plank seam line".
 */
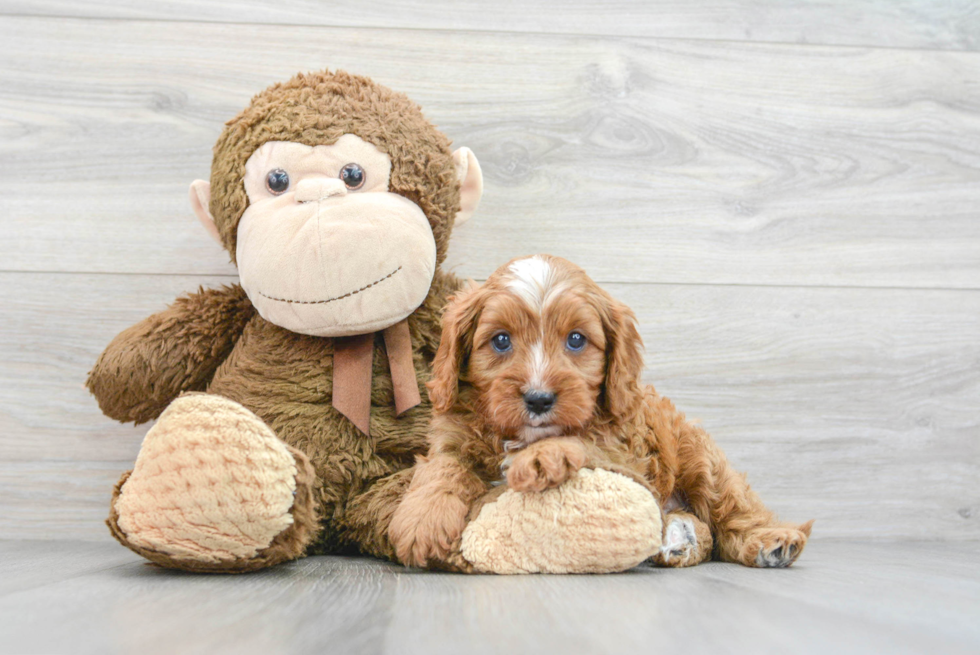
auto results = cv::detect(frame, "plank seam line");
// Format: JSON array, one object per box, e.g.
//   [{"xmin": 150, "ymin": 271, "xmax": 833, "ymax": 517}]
[
  {"xmin": 1, "ymin": 269, "xmax": 979, "ymax": 293},
  {"xmin": 0, "ymin": 12, "xmax": 978, "ymax": 56}
]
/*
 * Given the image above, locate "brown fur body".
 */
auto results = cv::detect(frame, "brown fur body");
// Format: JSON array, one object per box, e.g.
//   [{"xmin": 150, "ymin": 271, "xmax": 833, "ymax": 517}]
[
  {"xmin": 91, "ymin": 270, "xmax": 462, "ymax": 562},
  {"xmin": 88, "ymin": 70, "xmax": 470, "ymax": 569},
  {"xmin": 204, "ymin": 271, "xmax": 461, "ymax": 558},
  {"xmin": 390, "ymin": 255, "xmax": 813, "ymax": 570}
]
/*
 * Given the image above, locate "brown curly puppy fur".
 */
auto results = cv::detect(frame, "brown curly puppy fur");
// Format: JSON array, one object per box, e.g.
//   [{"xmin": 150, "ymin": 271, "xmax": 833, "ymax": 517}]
[
  {"xmin": 390, "ymin": 255, "xmax": 813, "ymax": 569},
  {"xmin": 88, "ymin": 70, "xmax": 467, "ymax": 570}
]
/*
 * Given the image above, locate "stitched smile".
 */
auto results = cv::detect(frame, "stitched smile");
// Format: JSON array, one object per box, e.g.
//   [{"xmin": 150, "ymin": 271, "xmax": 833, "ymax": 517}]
[{"xmin": 259, "ymin": 266, "xmax": 402, "ymax": 305}]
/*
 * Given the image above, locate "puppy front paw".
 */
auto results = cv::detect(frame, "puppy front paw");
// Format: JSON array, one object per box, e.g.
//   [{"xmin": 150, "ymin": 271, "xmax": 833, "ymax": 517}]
[
  {"xmin": 507, "ymin": 438, "xmax": 588, "ymax": 492},
  {"xmin": 389, "ymin": 490, "xmax": 469, "ymax": 568}
]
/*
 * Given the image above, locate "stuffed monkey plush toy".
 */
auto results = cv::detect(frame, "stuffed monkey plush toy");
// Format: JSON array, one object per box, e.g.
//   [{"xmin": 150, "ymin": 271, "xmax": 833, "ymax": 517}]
[{"xmin": 87, "ymin": 70, "xmax": 662, "ymax": 573}]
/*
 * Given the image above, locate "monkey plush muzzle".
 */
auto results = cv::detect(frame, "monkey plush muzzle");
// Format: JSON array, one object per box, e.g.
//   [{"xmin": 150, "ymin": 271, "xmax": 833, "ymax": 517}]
[{"xmin": 235, "ymin": 138, "xmax": 437, "ymax": 337}]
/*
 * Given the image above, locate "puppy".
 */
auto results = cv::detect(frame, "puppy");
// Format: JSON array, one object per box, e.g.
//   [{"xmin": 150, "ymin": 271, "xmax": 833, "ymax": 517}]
[{"xmin": 389, "ymin": 254, "xmax": 812, "ymax": 570}]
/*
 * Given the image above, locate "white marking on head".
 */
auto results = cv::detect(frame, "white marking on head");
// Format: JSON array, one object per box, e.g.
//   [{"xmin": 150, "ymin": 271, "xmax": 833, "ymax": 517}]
[
  {"xmin": 527, "ymin": 341, "xmax": 547, "ymax": 391},
  {"xmin": 507, "ymin": 256, "xmax": 553, "ymax": 311},
  {"xmin": 542, "ymin": 281, "xmax": 570, "ymax": 309}
]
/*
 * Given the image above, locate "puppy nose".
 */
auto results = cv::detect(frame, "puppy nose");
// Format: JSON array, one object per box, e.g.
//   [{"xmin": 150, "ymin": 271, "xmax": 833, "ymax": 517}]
[
  {"xmin": 294, "ymin": 178, "xmax": 346, "ymax": 202},
  {"xmin": 523, "ymin": 390, "xmax": 556, "ymax": 415}
]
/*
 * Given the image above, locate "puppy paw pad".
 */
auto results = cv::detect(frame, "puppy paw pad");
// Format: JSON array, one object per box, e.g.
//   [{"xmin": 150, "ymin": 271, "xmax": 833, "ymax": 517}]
[
  {"xmin": 751, "ymin": 528, "xmax": 808, "ymax": 568},
  {"xmin": 661, "ymin": 517, "xmax": 696, "ymax": 558},
  {"xmin": 756, "ymin": 543, "xmax": 800, "ymax": 568}
]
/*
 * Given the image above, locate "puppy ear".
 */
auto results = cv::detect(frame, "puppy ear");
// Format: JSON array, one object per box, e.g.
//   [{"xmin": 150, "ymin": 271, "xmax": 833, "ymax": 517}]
[
  {"xmin": 600, "ymin": 295, "xmax": 645, "ymax": 417},
  {"xmin": 427, "ymin": 285, "xmax": 485, "ymax": 412}
]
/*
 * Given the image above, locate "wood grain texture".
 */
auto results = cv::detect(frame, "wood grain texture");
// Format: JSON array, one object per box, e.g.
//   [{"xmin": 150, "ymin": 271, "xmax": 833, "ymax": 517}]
[
  {"xmin": 2, "ymin": 272, "xmax": 976, "ymax": 541},
  {"xmin": 1, "ymin": 9, "xmax": 977, "ymax": 553},
  {"xmin": 0, "ymin": 539, "xmax": 138, "ymax": 596},
  {"xmin": 0, "ymin": 540, "xmax": 977, "ymax": 654},
  {"xmin": 2, "ymin": 17, "xmax": 980, "ymax": 287},
  {"xmin": 1, "ymin": 0, "xmax": 979, "ymax": 51}
]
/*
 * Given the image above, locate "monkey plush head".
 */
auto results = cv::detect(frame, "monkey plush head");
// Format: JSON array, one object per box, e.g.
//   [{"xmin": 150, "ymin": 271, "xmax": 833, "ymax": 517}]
[{"xmin": 187, "ymin": 70, "xmax": 483, "ymax": 337}]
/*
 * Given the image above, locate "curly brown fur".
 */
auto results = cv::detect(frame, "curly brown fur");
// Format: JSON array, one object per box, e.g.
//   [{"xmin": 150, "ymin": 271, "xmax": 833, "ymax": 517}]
[
  {"xmin": 87, "ymin": 284, "xmax": 255, "ymax": 424},
  {"xmin": 393, "ymin": 255, "xmax": 813, "ymax": 569}
]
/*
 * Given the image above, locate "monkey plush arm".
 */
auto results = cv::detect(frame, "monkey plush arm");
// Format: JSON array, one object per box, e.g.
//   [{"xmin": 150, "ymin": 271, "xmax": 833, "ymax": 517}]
[{"xmin": 87, "ymin": 284, "xmax": 255, "ymax": 424}]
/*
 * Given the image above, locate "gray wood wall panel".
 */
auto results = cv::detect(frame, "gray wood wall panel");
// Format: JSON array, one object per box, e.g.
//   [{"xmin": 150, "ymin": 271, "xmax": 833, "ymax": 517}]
[
  {"xmin": 1, "ymin": 7, "xmax": 977, "ymax": 544},
  {"xmin": 2, "ymin": 272, "xmax": 976, "ymax": 540},
  {"xmin": 2, "ymin": 17, "xmax": 980, "ymax": 288},
  {"xmin": 1, "ymin": 1, "xmax": 978, "ymax": 51}
]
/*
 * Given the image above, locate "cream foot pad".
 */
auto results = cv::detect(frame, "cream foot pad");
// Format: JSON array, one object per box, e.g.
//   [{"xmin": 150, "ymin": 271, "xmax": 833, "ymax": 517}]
[
  {"xmin": 114, "ymin": 394, "xmax": 298, "ymax": 564},
  {"xmin": 460, "ymin": 468, "xmax": 663, "ymax": 574}
]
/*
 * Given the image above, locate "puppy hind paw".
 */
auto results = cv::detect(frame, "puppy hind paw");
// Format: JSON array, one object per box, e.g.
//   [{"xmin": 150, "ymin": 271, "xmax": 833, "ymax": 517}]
[
  {"xmin": 748, "ymin": 524, "xmax": 812, "ymax": 568},
  {"xmin": 756, "ymin": 543, "xmax": 800, "ymax": 568},
  {"xmin": 654, "ymin": 516, "xmax": 698, "ymax": 568}
]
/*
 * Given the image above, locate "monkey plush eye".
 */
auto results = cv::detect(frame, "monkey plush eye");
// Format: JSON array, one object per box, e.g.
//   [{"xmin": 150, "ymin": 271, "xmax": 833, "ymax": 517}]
[
  {"xmin": 491, "ymin": 332, "xmax": 512, "ymax": 353},
  {"xmin": 265, "ymin": 169, "xmax": 290, "ymax": 195},
  {"xmin": 340, "ymin": 163, "xmax": 365, "ymax": 190},
  {"xmin": 566, "ymin": 331, "xmax": 587, "ymax": 352}
]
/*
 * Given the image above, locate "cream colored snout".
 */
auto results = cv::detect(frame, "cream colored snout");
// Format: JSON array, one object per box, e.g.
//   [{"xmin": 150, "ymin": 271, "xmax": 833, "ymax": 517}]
[{"xmin": 294, "ymin": 177, "xmax": 347, "ymax": 202}]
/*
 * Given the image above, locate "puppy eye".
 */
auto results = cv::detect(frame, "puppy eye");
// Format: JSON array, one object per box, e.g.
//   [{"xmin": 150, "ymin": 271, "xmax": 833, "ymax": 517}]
[
  {"xmin": 266, "ymin": 168, "xmax": 290, "ymax": 195},
  {"xmin": 340, "ymin": 163, "xmax": 365, "ymax": 190},
  {"xmin": 566, "ymin": 331, "xmax": 587, "ymax": 352},
  {"xmin": 491, "ymin": 332, "xmax": 512, "ymax": 353}
]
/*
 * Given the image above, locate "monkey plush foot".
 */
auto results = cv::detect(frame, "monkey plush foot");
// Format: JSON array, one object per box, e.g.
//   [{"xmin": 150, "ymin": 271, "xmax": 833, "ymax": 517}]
[
  {"xmin": 459, "ymin": 468, "xmax": 662, "ymax": 574},
  {"xmin": 107, "ymin": 393, "xmax": 319, "ymax": 572}
]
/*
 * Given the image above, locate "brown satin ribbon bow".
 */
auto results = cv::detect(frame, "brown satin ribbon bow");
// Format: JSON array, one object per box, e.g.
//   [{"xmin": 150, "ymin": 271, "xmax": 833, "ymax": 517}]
[{"xmin": 331, "ymin": 318, "xmax": 421, "ymax": 436}]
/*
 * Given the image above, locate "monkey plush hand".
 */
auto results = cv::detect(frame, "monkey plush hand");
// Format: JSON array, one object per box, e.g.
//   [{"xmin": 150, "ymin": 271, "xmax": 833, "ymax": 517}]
[{"xmin": 88, "ymin": 70, "xmax": 660, "ymax": 574}]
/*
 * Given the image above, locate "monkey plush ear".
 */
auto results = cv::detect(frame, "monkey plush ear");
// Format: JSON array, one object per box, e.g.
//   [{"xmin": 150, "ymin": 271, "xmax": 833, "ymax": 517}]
[
  {"xmin": 452, "ymin": 147, "xmax": 483, "ymax": 227},
  {"xmin": 189, "ymin": 179, "xmax": 222, "ymax": 244}
]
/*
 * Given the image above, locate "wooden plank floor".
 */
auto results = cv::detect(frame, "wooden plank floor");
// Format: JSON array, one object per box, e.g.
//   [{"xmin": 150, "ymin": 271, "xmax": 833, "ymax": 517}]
[{"xmin": 0, "ymin": 540, "xmax": 977, "ymax": 655}]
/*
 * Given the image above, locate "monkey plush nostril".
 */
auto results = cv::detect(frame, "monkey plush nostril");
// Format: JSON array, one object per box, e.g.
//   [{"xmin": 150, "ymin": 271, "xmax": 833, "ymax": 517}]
[
  {"xmin": 294, "ymin": 177, "xmax": 347, "ymax": 203},
  {"xmin": 523, "ymin": 390, "xmax": 556, "ymax": 416}
]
